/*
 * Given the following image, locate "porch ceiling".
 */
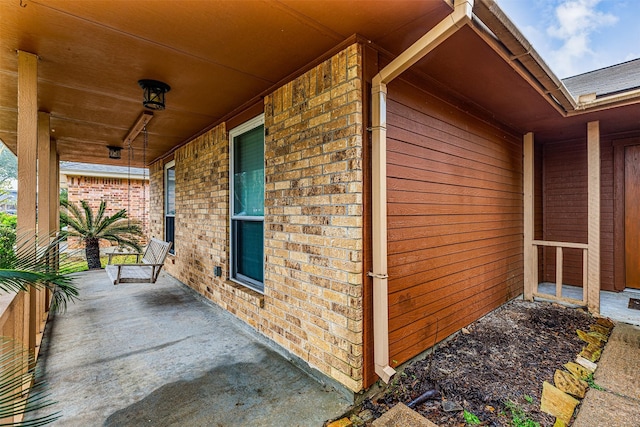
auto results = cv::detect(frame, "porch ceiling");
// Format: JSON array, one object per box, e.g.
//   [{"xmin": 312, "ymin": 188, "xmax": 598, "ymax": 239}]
[{"xmin": 0, "ymin": 0, "xmax": 452, "ymax": 167}]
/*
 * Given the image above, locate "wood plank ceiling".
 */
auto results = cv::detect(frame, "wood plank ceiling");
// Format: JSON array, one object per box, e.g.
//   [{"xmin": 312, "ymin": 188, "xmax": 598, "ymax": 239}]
[{"xmin": 0, "ymin": 0, "xmax": 452, "ymax": 167}]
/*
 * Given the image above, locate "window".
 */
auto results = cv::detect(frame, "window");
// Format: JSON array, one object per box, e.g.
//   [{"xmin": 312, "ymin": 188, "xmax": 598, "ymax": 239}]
[
  {"xmin": 165, "ymin": 160, "xmax": 175, "ymax": 254},
  {"xmin": 230, "ymin": 115, "xmax": 264, "ymax": 292}
]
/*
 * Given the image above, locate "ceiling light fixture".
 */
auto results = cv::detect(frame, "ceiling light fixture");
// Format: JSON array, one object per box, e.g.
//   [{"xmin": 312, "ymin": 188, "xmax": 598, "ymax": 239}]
[
  {"xmin": 107, "ymin": 146, "xmax": 122, "ymax": 159},
  {"xmin": 138, "ymin": 79, "xmax": 171, "ymax": 111}
]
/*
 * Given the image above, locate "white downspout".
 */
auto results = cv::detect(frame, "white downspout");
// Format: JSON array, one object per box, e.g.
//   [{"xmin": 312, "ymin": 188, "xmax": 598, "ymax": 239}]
[{"xmin": 370, "ymin": 0, "xmax": 474, "ymax": 383}]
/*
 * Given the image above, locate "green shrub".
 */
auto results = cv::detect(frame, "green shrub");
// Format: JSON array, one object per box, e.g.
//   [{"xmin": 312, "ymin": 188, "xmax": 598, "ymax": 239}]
[
  {"xmin": 0, "ymin": 212, "xmax": 16, "ymax": 229},
  {"xmin": 0, "ymin": 225, "xmax": 16, "ymax": 269}
]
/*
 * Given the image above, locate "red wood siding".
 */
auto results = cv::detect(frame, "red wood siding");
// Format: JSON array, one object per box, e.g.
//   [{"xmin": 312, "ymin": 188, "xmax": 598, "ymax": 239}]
[
  {"xmin": 542, "ymin": 140, "xmax": 587, "ymax": 286},
  {"xmin": 541, "ymin": 138, "xmax": 615, "ymax": 291},
  {"xmin": 386, "ymin": 78, "xmax": 523, "ymax": 367},
  {"xmin": 601, "ymin": 139, "xmax": 614, "ymax": 291}
]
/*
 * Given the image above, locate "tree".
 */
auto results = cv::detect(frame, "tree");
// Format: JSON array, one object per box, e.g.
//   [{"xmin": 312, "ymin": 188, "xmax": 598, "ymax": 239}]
[
  {"xmin": 60, "ymin": 200, "xmax": 143, "ymax": 269},
  {"xmin": 0, "ymin": 144, "xmax": 17, "ymax": 191}
]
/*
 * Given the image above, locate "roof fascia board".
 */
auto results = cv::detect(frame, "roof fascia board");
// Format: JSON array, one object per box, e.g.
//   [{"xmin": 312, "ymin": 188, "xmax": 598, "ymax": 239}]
[
  {"xmin": 569, "ymin": 88, "xmax": 640, "ymax": 115},
  {"xmin": 473, "ymin": 0, "xmax": 640, "ymax": 116},
  {"xmin": 473, "ymin": 0, "xmax": 576, "ymax": 113}
]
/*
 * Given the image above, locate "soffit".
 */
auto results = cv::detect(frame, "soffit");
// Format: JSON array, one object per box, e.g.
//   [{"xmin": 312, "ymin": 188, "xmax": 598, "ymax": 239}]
[{"xmin": 407, "ymin": 25, "xmax": 640, "ymax": 143}]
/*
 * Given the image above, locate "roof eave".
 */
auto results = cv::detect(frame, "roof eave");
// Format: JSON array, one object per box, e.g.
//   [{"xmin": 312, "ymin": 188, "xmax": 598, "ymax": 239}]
[{"xmin": 472, "ymin": 0, "xmax": 577, "ymax": 114}]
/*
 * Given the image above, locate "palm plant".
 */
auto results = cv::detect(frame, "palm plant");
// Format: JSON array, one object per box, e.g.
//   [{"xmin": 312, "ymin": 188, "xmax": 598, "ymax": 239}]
[
  {"xmin": 3, "ymin": 234, "xmax": 80, "ymax": 312},
  {"xmin": 0, "ymin": 234, "xmax": 79, "ymax": 425},
  {"xmin": 60, "ymin": 200, "xmax": 143, "ymax": 270}
]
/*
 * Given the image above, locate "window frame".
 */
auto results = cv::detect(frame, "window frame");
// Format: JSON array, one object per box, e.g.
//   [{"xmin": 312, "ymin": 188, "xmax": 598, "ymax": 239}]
[
  {"xmin": 164, "ymin": 160, "xmax": 176, "ymax": 255},
  {"xmin": 229, "ymin": 114, "xmax": 265, "ymax": 292}
]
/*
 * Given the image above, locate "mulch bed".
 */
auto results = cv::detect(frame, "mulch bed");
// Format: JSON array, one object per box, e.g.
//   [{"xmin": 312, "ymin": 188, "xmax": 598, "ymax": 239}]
[{"xmin": 360, "ymin": 298, "xmax": 593, "ymax": 426}]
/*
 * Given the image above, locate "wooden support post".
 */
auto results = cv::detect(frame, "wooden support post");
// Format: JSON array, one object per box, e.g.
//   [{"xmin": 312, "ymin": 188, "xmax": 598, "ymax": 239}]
[
  {"xmin": 583, "ymin": 248, "xmax": 589, "ymax": 302},
  {"xmin": 37, "ymin": 112, "xmax": 51, "ymax": 329},
  {"xmin": 523, "ymin": 132, "xmax": 535, "ymax": 301},
  {"xmin": 38, "ymin": 112, "xmax": 51, "ymax": 241},
  {"xmin": 17, "ymin": 51, "xmax": 38, "ymax": 354},
  {"xmin": 17, "ymin": 52, "xmax": 38, "ymax": 238},
  {"xmin": 46, "ymin": 141, "xmax": 59, "ymax": 309},
  {"xmin": 587, "ymin": 121, "xmax": 600, "ymax": 314},
  {"xmin": 556, "ymin": 247, "xmax": 563, "ymax": 297}
]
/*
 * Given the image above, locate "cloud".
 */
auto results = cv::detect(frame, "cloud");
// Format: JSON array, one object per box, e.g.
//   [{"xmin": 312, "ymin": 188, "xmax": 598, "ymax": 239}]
[{"xmin": 546, "ymin": 0, "xmax": 618, "ymax": 76}]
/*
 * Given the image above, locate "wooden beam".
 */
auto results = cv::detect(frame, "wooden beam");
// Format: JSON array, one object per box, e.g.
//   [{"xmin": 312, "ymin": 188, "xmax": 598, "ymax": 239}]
[
  {"xmin": 532, "ymin": 240, "xmax": 588, "ymax": 249},
  {"xmin": 587, "ymin": 121, "xmax": 600, "ymax": 314},
  {"xmin": 523, "ymin": 132, "xmax": 535, "ymax": 301},
  {"xmin": 123, "ymin": 111, "xmax": 153, "ymax": 146}
]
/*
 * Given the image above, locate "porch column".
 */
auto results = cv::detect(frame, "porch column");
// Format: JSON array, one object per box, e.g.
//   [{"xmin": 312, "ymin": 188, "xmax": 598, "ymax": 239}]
[
  {"xmin": 38, "ymin": 112, "xmax": 52, "ymax": 240},
  {"xmin": 523, "ymin": 132, "xmax": 535, "ymax": 301},
  {"xmin": 17, "ymin": 51, "xmax": 38, "ymax": 239},
  {"xmin": 50, "ymin": 142, "xmax": 59, "ymax": 235},
  {"xmin": 17, "ymin": 51, "xmax": 38, "ymax": 354},
  {"xmin": 587, "ymin": 121, "xmax": 600, "ymax": 314},
  {"xmin": 37, "ymin": 112, "xmax": 53, "ymax": 316},
  {"xmin": 47, "ymin": 142, "xmax": 59, "ymax": 308}
]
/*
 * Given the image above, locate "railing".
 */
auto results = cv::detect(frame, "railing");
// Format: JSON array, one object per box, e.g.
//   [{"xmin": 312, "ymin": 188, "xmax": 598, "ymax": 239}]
[
  {"xmin": 0, "ymin": 287, "xmax": 50, "ymax": 424},
  {"xmin": 531, "ymin": 240, "xmax": 588, "ymax": 306}
]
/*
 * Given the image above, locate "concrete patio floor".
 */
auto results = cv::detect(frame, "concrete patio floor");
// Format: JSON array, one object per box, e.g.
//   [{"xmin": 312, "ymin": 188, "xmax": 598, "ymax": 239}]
[
  {"xmin": 28, "ymin": 270, "xmax": 351, "ymax": 426},
  {"xmin": 537, "ymin": 282, "xmax": 640, "ymax": 325}
]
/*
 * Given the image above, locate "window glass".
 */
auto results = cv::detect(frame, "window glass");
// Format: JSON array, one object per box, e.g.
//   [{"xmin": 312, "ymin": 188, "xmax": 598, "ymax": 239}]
[
  {"xmin": 166, "ymin": 167, "xmax": 175, "ymax": 215},
  {"xmin": 233, "ymin": 125, "xmax": 264, "ymax": 217},
  {"xmin": 230, "ymin": 118, "xmax": 264, "ymax": 292},
  {"xmin": 165, "ymin": 164, "xmax": 175, "ymax": 254},
  {"xmin": 235, "ymin": 220, "xmax": 264, "ymax": 284}
]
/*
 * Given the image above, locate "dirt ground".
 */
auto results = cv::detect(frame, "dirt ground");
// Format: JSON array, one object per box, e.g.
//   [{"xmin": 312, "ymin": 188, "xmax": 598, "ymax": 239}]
[{"xmin": 360, "ymin": 298, "xmax": 593, "ymax": 426}]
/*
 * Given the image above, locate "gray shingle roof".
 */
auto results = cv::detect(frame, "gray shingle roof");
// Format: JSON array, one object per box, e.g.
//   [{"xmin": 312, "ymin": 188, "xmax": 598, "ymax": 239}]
[
  {"xmin": 60, "ymin": 161, "xmax": 147, "ymax": 176},
  {"xmin": 562, "ymin": 58, "xmax": 640, "ymax": 99}
]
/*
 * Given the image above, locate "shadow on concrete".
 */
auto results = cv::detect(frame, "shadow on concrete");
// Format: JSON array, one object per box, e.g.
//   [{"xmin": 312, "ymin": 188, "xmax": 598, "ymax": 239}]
[{"xmin": 105, "ymin": 345, "xmax": 340, "ymax": 427}]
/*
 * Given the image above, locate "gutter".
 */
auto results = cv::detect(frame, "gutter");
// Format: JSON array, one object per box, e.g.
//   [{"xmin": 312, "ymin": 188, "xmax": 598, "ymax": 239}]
[
  {"xmin": 472, "ymin": 0, "xmax": 577, "ymax": 114},
  {"xmin": 571, "ymin": 88, "xmax": 640, "ymax": 114},
  {"xmin": 62, "ymin": 170, "xmax": 149, "ymax": 180},
  {"xmin": 369, "ymin": 0, "xmax": 474, "ymax": 384}
]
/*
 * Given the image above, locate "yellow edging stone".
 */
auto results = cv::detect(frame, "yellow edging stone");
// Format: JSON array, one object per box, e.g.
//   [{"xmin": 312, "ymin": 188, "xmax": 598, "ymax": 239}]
[
  {"xmin": 563, "ymin": 362, "xmax": 590, "ymax": 380},
  {"xmin": 554, "ymin": 369, "xmax": 588, "ymax": 398},
  {"xmin": 540, "ymin": 381, "xmax": 579, "ymax": 424}
]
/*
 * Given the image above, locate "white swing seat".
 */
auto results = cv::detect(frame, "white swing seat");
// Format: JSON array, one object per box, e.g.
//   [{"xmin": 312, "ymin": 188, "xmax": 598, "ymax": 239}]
[{"xmin": 105, "ymin": 238, "xmax": 172, "ymax": 285}]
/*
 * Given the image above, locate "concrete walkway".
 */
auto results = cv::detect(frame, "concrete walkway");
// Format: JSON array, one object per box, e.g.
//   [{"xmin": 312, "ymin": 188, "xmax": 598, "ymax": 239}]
[
  {"xmin": 573, "ymin": 322, "xmax": 640, "ymax": 427},
  {"xmin": 28, "ymin": 270, "xmax": 350, "ymax": 426}
]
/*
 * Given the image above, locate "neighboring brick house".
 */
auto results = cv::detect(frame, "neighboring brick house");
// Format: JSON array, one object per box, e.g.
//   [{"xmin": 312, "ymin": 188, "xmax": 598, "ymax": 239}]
[{"xmin": 61, "ymin": 162, "xmax": 149, "ymax": 248}]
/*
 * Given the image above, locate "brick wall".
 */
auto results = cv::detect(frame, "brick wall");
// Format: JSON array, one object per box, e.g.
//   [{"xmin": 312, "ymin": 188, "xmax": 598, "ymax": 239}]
[
  {"xmin": 149, "ymin": 43, "xmax": 365, "ymax": 392},
  {"xmin": 66, "ymin": 176, "xmax": 149, "ymax": 248}
]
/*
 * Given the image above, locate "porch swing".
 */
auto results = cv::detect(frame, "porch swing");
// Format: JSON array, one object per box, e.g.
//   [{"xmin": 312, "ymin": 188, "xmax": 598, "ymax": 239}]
[{"xmin": 106, "ymin": 122, "xmax": 172, "ymax": 285}]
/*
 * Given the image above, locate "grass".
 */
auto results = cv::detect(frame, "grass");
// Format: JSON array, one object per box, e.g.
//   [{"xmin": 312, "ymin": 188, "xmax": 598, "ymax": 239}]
[
  {"xmin": 59, "ymin": 253, "xmax": 141, "ymax": 274},
  {"xmin": 463, "ymin": 409, "xmax": 481, "ymax": 425},
  {"xmin": 503, "ymin": 400, "xmax": 540, "ymax": 427},
  {"xmin": 586, "ymin": 373, "xmax": 604, "ymax": 391}
]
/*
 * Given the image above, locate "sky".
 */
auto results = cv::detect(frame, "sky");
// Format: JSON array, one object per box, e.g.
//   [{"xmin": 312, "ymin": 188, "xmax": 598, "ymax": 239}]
[{"xmin": 496, "ymin": 0, "xmax": 640, "ymax": 78}]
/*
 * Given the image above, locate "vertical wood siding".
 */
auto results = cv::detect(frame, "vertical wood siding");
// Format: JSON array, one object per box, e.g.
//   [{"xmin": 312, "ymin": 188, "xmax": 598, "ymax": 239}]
[
  {"xmin": 541, "ymin": 138, "xmax": 615, "ymax": 290},
  {"xmin": 386, "ymin": 78, "xmax": 523, "ymax": 366}
]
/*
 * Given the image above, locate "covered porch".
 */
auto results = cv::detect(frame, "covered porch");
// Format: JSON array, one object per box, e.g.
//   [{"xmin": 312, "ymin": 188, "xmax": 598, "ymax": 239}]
[{"xmin": 27, "ymin": 270, "xmax": 350, "ymax": 425}]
